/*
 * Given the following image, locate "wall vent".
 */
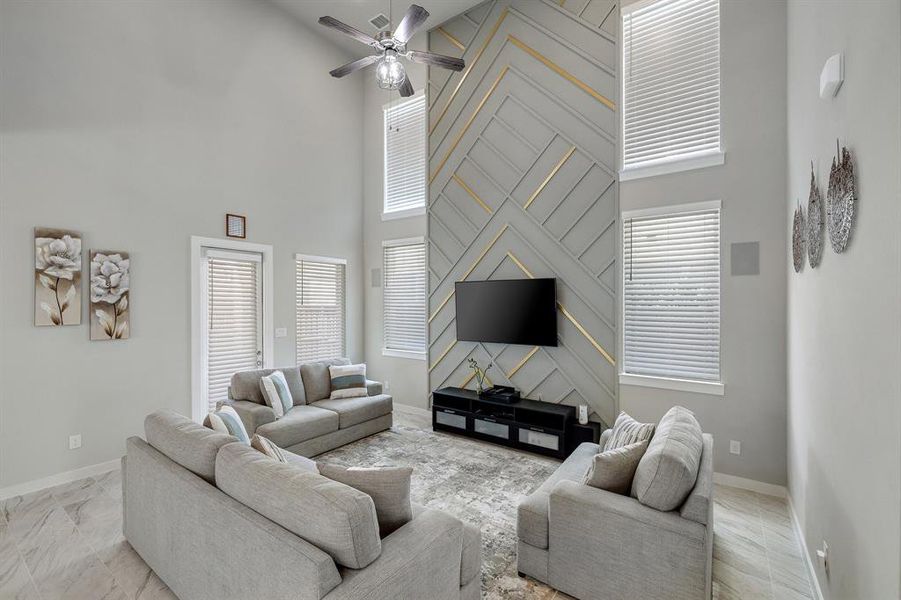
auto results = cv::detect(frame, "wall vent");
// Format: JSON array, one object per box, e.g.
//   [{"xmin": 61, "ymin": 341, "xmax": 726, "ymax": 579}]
[{"xmin": 369, "ymin": 13, "xmax": 391, "ymax": 30}]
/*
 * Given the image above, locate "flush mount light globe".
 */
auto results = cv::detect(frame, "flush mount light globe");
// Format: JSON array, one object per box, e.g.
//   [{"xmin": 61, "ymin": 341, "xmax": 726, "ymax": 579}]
[{"xmin": 375, "ymin": 50, "xmax": 406, "ymax": 90}]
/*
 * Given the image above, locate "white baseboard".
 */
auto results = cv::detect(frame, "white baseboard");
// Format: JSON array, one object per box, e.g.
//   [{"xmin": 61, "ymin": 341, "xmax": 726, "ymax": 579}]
[
  {"xmin": 713, "ymin": 472, "xmax": 787, "ymax": 498},
  {"xmin": 0, "ymin": 458, "xmax": 120, "ymax": 501},
  {"xmin": 787, "ymin": 494, "xmax": 826, "ymax": 600}
]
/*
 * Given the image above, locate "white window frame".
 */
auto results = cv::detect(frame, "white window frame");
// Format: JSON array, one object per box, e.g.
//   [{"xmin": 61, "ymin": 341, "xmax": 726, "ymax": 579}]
[
  {"xmin": 294, "ymin": 253, "xmax": 347, "ymax": 364},
  {"xmin": 619, "ymin": 200, "xmax": 724, "ymax": 396},
  {"xmin": 382, "ymin": 236, "xmax": 427, "ymax": 361},
  {"xmin": 619, "ymin": 0, "xmax": 724, "ymax": 182},
  {"xmin": 190, "ymin": 236, "xmax": 274, "ymax": 422},
  {"xmin": 382, "ymin": 90, "xmax": 427, "ymax": 221}
]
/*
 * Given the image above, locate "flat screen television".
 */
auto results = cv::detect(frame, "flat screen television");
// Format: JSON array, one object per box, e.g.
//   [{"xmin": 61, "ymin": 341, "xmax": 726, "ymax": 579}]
[{"xmin": 455, "ymin": 278, "xmax": 557, "ymax": 346}]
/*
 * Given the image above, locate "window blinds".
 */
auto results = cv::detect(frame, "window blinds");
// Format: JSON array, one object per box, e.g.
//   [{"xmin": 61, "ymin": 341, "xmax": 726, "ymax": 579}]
[
  {"xmin": 622, "ymin": 0, "xmax": 721, "ymax": 170},
  {"xmin": 384, "ymin": 93, "xmax": 426, "ymax": 215},
  {"xmin": 206, "ymin": 252, "xmax": 262, "ymax": 412},
  {"xmin": 383, "ymin": 240, "xmax": 426, "ymax": 355},
  {"xmin": 296, "ymin": 257, "xmax": 346, "ymax": 364},
  {"xmin": 623, "ymin": 208, "xmax": 720, "ymax": 381}
]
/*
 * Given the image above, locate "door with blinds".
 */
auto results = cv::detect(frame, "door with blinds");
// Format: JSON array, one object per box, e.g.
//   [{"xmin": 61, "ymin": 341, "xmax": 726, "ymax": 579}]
[
  {"xmin": 201, "ymin": 248, "xmax": 264, "ymax": 413},
  {"xmin": 296, "ymin": 255, "xmax": 346, "ymax": 364},
  {"xmin": 383, "ymin": 238, "xmax": 426, "ymax": 359}
]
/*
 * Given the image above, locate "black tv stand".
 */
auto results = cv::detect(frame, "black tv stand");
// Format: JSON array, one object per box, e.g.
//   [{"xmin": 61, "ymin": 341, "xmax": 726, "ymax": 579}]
[{"xmin": 431, "ymin": 387, "xmax": 580, "ymax": 459}]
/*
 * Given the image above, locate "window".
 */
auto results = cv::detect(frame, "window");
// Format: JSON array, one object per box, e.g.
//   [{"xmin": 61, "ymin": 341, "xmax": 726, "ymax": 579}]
[
  {"xmin": 622, "ymin": 202, "xmax": 722, "ymax": 395},
  {"xmin": 383, "ymin": 238, "xmax": 426, "ymax": 359},
  {"xmin": 383, "ymin": 92, "xmax": 426, "ymax": 219},
  {"xmin": 621, "ymin": 0, "xmax": 722, "ymax": 180},
  {"xmin": 296, "ymin": 255, "xmax": 346, "ymax": 364}
]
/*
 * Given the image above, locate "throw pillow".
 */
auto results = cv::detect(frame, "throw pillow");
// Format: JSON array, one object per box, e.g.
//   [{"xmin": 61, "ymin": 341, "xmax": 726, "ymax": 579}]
[
  {"xmin": 328, "ymin": 364, "xmax": 368, "ymax": 400},
  {"xmin": 204, "ymin": 405, "xmax": 250, "ymax": 444},
  {"xmin": 260, "ymin": 371, "xmax": 293, "ymax": 418},
  {"xmin": 250, "ymin": 434, "xmax": 318, "ymax": 472},
  {"xmin": 583, "ymin": 439, "xmax": 650, "ymax": 495},
  {"xmin": 604, "ymin": 411, "xmax": 655, "ymax": 451},
  {"xmin": 318, "ymin": 463, "xmax": 413, "ymax": 537}
]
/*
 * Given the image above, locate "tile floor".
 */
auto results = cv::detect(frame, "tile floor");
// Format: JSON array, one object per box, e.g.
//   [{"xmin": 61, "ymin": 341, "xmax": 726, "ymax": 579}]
[{"xmin": 0, "ymin": 406, "xmax": 815, "ymax": 599}]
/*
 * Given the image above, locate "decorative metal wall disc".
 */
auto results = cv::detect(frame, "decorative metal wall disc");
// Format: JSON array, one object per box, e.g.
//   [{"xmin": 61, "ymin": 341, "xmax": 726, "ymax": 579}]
[
  {"xmin": 792, "ymin": 204, "xmax": 805, "ymax": 273},
  {"xmin": 806, "ymin": 162, "xmax": 824, "ymax": 267},
  {"xmin": 826, "ymin": 141, "xmax": 856, "ymax": 253}
]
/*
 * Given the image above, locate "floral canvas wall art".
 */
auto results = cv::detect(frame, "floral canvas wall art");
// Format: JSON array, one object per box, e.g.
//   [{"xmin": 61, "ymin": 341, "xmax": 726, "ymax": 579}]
[
  {"xmin": 90, "ymin": 250, "xmax": 130, "ymax": 340},
  {"xmin": 34, "ymin": 227, "xmax": 82, "ymax": 326}
]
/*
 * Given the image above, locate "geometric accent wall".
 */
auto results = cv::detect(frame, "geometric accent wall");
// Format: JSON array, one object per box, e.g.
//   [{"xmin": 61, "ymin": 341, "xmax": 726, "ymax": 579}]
[{"xmin": 427, "ymin": 0, "xmax": 619, "ymax": 425}]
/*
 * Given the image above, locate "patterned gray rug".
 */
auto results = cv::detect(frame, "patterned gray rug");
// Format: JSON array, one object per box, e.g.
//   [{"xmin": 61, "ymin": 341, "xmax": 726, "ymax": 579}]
[{"xmin": 318, "ymin": 409, "xmax": 562, "ymax": 598}]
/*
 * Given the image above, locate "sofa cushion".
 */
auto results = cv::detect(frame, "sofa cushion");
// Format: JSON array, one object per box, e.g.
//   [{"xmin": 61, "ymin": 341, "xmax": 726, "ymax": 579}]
[
  {"xmin": 517, "ymin": 442, "xmax": 597, "ymax": 549},
  {"xmin": 319, "ymin": 463, "xmax": 413, "ymax": 537},
  {"xmin": 144, "ymin": 410, "xmax": 233, "ymax": 483},
  {"xmin": 255, "ymin": 405, "xmax": 339, "ymax": 448},
  {"xmin": 312, "ymin": 394, "xmax": 392, "ymax": 429},
  {"xmin": 215, "ymin": 442, "xmax": 381, "ymax": 569},
  {"xmin": 604, "ymin": 411, "xmax": 655, "ymax": 450},
  {"xmin": 632, "ymin": 405, "xmax": 704, "ymax": 511},
  {"xmin": 230, "ymin": 367, "xmax": 306, "ymax": 406},
  {"xmin": 301, "ymin": 358, "xmax": 350, "ymax": 402},
  {"xmin": 204, "ymin": 405, "xmax": 250, "ymax": 444},
  {"xmin": 583, "ymin": 439, "xmax": 649, "ymax": 495},
  {"xmin": 328, "ymin": 364, "xmax": 368, "ymax": 400},
  {"xmin": 251, "ymin": 434, "xmax": 287, "ymax": 462}
]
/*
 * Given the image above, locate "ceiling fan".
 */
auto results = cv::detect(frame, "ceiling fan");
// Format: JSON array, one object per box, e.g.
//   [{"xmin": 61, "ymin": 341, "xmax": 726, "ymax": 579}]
[{"xmin": 319, "ymin": 4, "xmax": 465, "ymax": 97}]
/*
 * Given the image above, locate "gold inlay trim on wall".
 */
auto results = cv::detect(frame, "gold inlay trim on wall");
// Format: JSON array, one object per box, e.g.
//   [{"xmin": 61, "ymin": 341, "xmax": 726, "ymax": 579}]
[
  {"xmin": 453, "ymin": 174, "xmax": 493, "ymax": 214},
  {"xmin": 430, "ymin": 66, "xmax": 509, "ymax": 184},
  {"xmin": 430, "ymin": 8, "xmax": 510, "ymax": 135},
  {"xmin": 523, "ymin": 145, "xmax": 577, "ymax": 210},
  {"xmin": 428, "ymin": 224, "xmax": 509, "ymax": 323},
  {"xmin": 506, "ymin": 346, "xmax": 540, "ymax": 378},
  {"xmin": 506, "ymin": 250, "xmax": 616, "ymax": 367},
  {"xmin": 436, "ymin": 27, "xmax": 466, "ymax": 52},
  {"xmin": 461, "ymin": 370, "xmax": 493, "ymax": 389},
  {"xmin": 506, "ymin": 35, "xmax": 616, "ymax": 110},
  {"xmin": 429, "ymin": 340, "xmax": 457, "ymax": 373}
]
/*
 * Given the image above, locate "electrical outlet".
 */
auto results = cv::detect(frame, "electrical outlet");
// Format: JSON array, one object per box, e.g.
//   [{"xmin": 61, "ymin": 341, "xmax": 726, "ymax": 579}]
[
  {"xmin": 275, "ymin": 327, "xmax": 287, "ymax": 338},
  {"xmin": 69, "ymin": 434, "xmax": 82, "ymax": 450},
  {"xmin": 383, "ymin": 381, "xmax": 390, "ymax": 392},
  {"xmin": 729, "ymin": 440, "xmax": 741, "ymax": 455}
]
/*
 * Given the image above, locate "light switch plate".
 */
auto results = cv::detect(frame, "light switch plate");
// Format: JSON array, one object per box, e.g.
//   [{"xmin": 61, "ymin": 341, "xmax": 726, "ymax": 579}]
[
  {"xmin": 69, "ymin": 434, "xmax": 82, "ymax": 450},
  {"xmin": 729, "ymin": 440, "xmax": 741, "ymax": 455},
  {"xmin": 275, "ymin": 328, "xmax": 288, "ymax": 338}
]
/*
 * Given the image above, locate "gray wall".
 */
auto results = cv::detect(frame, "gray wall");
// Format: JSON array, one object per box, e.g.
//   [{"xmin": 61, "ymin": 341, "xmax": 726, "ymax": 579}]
[
  {"xmin": 0, "ymin": 0, "xmax": 364, "ymax": 487},
  {"xmin": 619, "ymin": 0, "xmax": 789, "ymax": 486},
  {"xmin": 427, "ymin": 0, "xmax": 620, "ymax": 424},
  {"xmin": 786, "ymin": 1, "xmax": 901, "ymax": 597}
]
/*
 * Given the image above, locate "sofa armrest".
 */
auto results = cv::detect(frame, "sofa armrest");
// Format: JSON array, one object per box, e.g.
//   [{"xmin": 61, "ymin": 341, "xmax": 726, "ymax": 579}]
[
  {"xmin": 323, "ymin": 508, "xmax": 463, "ymax": 600},
  {"xmin": 599, "ymin": 428, "xmax": 611, "ymax": 448},
  {"xmin": 548, "ymin": 480, "xmax": 709, "ymax": 599},
  {"xmin": 226, "ymin": 400, "xmax": 275, "ymax": 436},
  {"xmin": 365, "ymin": 379, "xmax": 383, "ymax": 396}
]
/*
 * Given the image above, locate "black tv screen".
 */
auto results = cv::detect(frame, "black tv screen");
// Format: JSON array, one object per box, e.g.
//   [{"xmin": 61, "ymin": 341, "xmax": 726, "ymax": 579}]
[{"xmin": 455, "ymin": 278, "xmax": 557, "ymax": 346}]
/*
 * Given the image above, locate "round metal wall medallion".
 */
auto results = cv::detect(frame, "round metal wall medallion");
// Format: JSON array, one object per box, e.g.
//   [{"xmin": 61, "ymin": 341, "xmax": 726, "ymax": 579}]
[
  {"xmin": 826, "ymin": 143, "xmax": 856, "ymax": 253},
  {"xmin": 806, "ymin": 163, "xmax": 824, "ymax": 268},
  {"xmin": 792, "ymin": 205, "xmax": 805, "ymax": 273}
]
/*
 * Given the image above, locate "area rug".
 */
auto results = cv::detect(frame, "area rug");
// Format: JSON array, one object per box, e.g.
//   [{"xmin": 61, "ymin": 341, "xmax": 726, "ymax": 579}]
[{"xmin": 318, "ymin": 410, "xmax": 562, "ymax": 597}]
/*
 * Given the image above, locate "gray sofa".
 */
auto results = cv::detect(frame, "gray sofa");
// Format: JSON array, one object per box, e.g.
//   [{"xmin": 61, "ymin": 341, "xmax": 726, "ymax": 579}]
[
  {"xmin": 124, "ymin": 410, "xmax": 482, "ymax": 600},
  {"xmin": 517, "ymin": 416, "xmax": 714, "ymax": 600},
  {"xmin": 225, "ymin": 358, "xmax": 392, "ymax": 457}
]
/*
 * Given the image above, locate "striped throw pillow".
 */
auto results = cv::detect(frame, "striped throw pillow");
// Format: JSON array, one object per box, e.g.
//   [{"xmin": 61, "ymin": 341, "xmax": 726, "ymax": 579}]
[
  {"xmin": 205, "ymin": 405, "xmax": 250, "ymax": 444},
  {"xmin": 260, "ymin": 371, "xmax": 293, "ymax": 418},
  {"xmin": 251, "ymin": 434, "xmax": 318, "ymax": 472},
  {"xmin": 328, "ymin": 364, "xmax": 367, "ymax": 400},
  {"xmin": 603, "ymin": 411, "xmax": 655, "ymax": 451}
]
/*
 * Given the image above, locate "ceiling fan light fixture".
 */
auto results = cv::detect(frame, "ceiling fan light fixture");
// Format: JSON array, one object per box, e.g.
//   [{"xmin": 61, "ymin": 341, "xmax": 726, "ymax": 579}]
[{"xmin": 376, "ymin": 49, "xmax": 406, "ymax": 90}]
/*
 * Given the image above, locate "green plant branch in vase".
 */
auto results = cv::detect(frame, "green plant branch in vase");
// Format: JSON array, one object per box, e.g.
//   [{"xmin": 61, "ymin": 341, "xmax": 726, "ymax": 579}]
[{"xmin": 467, "ymin": 358, "xmax": 493, "ymax": 394}]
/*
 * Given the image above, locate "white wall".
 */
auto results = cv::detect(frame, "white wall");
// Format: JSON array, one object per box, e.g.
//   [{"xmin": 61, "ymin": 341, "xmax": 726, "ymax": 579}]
[
  {"xmin": 361, "ymin": 41, "xmax": 429, "ymax": 410},
  {"xmin": 0, "ymin": 0, "xmax": 364, "ymax": 488},
  {"xmin": 786, "ymin": 1, "xmax": 901, "ymax": 598},
  {"xmin": 619, "ymin": 0, "xmax": 789, "ymax": 485}
]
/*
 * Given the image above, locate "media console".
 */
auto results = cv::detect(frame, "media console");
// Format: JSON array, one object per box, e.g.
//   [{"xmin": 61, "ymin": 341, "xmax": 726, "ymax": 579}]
[{"xmin": 432, "ymin": 387, "xmax": 599, "ymax": 459}]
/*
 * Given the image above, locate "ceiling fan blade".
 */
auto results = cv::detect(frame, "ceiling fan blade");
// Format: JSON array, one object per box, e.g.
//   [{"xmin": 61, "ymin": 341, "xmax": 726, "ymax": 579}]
[
  {"xmin": 329, "ymin": 54, "xmax": 381, "ymax": 78},
  {"xmin": 398, "ymin": 76, "xmax": 414, "ymax": 97},
  {"xmin": 318, "ymin": 16, "xmax": 382, "ymax": 50},
  {"xmin": 392, "ymin": 4, "xmax": 429, "ymax": 45},
  {"xmin": 407, "ymin": 50, "xmax": 465, "ymax": 72}
]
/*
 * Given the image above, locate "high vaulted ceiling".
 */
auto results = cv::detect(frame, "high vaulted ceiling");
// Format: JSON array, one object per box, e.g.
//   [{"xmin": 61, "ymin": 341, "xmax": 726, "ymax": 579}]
[{"xmin": 271, "ymin": 0, "xmax": 484, "ymax": 57}]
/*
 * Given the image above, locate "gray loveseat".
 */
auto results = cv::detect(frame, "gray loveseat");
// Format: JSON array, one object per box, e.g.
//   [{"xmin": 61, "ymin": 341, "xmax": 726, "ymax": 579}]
[
  {"xmin": 225, "ymin": 358, "xmax": 392, "ymax": 457},
  {"xmin": 124, "ymin": 410, "xmax": 482, "ymax": 600},
  {"xmin": 517, "ymin": 410, "xmax": 714, "ymax": 600}
]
